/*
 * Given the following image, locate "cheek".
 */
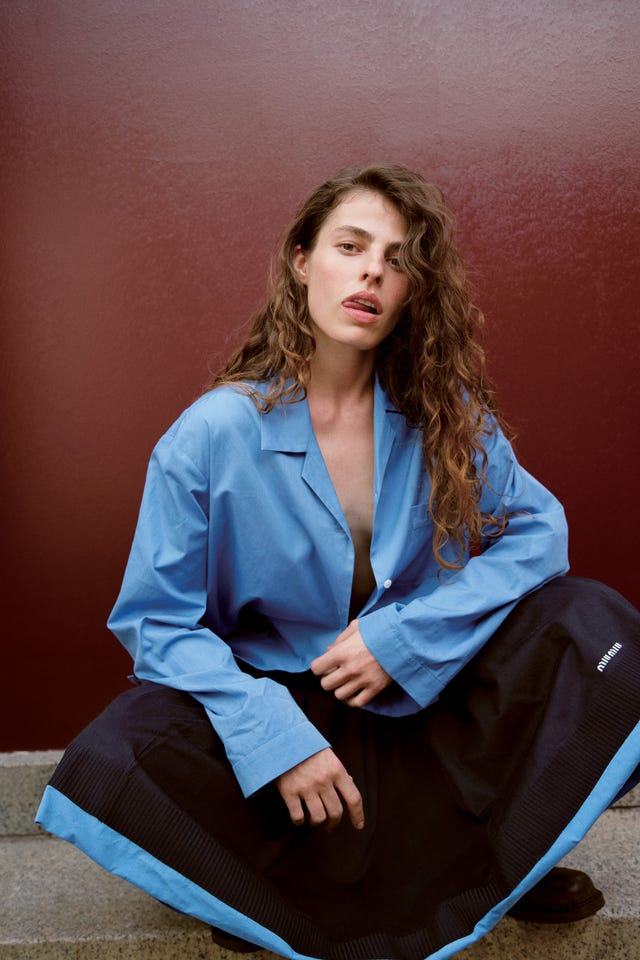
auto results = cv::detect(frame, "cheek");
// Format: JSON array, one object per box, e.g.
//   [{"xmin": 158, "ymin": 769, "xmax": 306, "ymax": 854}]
[
  {"xmin": 392, "ymin": 275, "xmax": 411, "ymax": 309},
  {"xmin": 306, "ymin": 254, "xmax": 332, "ymax": 288}
]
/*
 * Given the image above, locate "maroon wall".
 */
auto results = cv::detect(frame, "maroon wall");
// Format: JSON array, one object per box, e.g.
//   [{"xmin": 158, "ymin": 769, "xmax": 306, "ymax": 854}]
[{"xmin": 2, "ymin": 1, "xmax": 638, "ymax": 749}]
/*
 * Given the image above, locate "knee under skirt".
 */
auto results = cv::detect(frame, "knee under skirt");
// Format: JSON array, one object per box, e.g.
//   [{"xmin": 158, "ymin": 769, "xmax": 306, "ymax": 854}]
[{"xmin": 37, "ymin": 577, "xmax": 640, "ymax": 960}]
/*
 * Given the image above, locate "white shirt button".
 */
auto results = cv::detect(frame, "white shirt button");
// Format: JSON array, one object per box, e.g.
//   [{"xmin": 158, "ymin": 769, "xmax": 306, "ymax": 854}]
[{"xmin": 383, "ymin": 579, "xmax": 393, "ymax": 589}]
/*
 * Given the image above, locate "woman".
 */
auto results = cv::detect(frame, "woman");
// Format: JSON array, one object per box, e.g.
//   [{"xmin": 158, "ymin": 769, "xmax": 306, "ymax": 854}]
[{"xmin": 38, "ymin": 163, "xmax": 640, "ymax": 960}]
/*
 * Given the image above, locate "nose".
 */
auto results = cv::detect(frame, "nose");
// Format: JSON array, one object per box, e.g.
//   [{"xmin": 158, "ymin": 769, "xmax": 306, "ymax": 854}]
[{"xmin": 361, "ymin": 250, "xmax": 384, "ymax": 285}]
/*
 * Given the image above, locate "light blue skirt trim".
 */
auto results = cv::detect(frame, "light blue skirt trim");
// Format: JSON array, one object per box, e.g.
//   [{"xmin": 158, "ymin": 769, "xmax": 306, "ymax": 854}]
[
  {"xmin": 430, "ymin": 717, "xmax": 640, "ymax": 960},
  {"xmin": 36, "ymin": 784, "xmax": 312, "ymax": 958},
  {"xmin": 36, "ymin": 718, "xmax": 640, "ymax": 960}
]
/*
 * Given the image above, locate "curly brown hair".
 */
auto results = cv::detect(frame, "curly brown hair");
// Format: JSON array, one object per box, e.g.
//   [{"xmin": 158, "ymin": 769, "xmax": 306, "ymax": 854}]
[{"xmin": 207, "ymin": 162, "xmax": 509, "ymax": 568}]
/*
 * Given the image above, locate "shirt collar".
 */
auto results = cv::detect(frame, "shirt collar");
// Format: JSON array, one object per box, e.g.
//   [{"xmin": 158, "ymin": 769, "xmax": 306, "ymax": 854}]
[
  {"xmin": 259, "ymin": 391, "xmax": 313, "ymax": 452},
  {"xmin": 259, "ymin": 375, "xmax": 407, "ymax": 453}
]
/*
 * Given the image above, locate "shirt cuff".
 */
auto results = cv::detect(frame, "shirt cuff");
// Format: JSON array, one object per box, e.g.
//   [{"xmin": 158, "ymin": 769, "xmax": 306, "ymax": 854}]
[
  {"xmin": 358, "ymin": 604, "xmax": 441, "ymax": 708},
  {"xmin": 215, "ymin": 714, "xmax": 330, "ymax": 797}
]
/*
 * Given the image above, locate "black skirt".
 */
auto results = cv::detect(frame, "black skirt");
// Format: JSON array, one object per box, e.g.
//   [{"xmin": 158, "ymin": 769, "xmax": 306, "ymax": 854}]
[{"xmin": 38, "ymin": 577, "xmax": 640, "ymax": 960}]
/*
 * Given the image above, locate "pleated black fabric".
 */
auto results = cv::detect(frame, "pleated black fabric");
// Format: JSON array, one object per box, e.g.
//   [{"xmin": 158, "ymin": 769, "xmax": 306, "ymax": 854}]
[{"xmin": 48, "ymin": 577, "xmax": 640, "ymax": 960}]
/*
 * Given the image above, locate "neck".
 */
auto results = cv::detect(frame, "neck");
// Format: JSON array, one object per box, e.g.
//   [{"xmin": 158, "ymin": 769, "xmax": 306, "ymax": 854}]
[{"xmin": 308, "ymin": 345, "xmax": 377, "ymax": 405}]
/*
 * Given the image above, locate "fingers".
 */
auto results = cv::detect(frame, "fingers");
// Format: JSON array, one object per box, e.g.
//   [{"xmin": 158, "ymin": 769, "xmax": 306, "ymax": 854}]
[
  {"xmin": 320, "ymin": 679, "xmax": 387, "ymax": 707},
  {"xmin": 305, "ymin": 773, "xmax": 364, "ymax": 831},
  {"xmin": 282, "ymin": 793, "xmax": 306, "ymax": 828},
  {"xmin": 312, "ymin": 657, "xmax": 361, "ymax": 698},
  {"xmin": 311, "ymin": 630, "xmax": 392, "ymax": 706},
  {"xmin": 279, "ymin": 788, "xmax": 343, "ymax": 830},
  {"xmin": 339, "ymin": 685, "xmax": 378, "ymax": 708},
  {"xmin": 275, "ymin": 749, "xmax": 365, "ymax": 831},
  {"xmin": 310, "ymin": 627, "xmax": 361, "ymax": 678},
  {"xmin": 332, "ymin": 619, "xmax": 359, "ymax": 645},
  {"xmin": 305, "ymin": 785, "xmax": 344, "ymax": 830},
  {"xmin": 318, "ymin": 667, "xmax": 365, "ymax": 699},
  {"xmin": 336, "ymin": 770, "xmax": 365, "ymax": 830},
  {"xmin": 317, "ymin": 663, "xmax": 347, "ymax": 692},
  {"xmin": 310, "ymin": 620, "xmax": 359, "ymax": 675},
  {"xmin": 310, "ymin": 645, "xmax": 340, "ymax": 677}
]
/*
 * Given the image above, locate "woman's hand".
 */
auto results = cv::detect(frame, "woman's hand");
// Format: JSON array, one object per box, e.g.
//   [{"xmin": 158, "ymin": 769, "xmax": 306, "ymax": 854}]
[
  {"xmin": 275, "ymin": 747, "xmax": 364, "ymax": 830},
  {"xmin": 310, "ymin": 620, "xmax": 393, "ymax": 707}
]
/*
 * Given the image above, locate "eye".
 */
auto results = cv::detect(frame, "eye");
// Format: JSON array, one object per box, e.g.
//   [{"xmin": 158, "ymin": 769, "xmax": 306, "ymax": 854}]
[
  {"xmin": 338, "ymin": 242, "xmax": 359, "ymax": 253},
  {"xmin": 387, "ymin": 256, "xmax": 403, "ymax": 271}
]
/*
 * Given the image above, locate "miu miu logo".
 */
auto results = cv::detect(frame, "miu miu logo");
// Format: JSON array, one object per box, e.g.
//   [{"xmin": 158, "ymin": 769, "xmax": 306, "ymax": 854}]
[{"xmin": 597, "ymin": 642, "xmax": 623, "ymax": 672}]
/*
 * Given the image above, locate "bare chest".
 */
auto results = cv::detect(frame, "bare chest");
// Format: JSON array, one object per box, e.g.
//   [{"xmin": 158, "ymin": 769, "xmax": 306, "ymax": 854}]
[
  {"xmin": 313, "ymin": 423, "xmax": 374, "ymax": 537},
  {"xmin": 311, "ymin": 407, "xmax": 376, "ymax": 616}
]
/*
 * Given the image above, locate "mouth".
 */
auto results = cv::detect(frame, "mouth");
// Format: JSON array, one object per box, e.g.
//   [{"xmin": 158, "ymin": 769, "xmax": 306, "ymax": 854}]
[{"xmin": 341, "ymin": 292, "xmax": 382, "ymax": 322}]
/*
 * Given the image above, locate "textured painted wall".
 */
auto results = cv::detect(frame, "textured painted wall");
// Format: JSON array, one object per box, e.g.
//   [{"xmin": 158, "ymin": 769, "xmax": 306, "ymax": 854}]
[{"xmin": 2, "ymin": 0, "xmax": 638, "ymax": 749}]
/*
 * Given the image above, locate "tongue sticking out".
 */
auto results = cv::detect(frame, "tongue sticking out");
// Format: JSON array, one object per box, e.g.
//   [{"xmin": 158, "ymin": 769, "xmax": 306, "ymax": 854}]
[{"xmin": 344, "ymin": 299, "xmax": 378, "ymax": 315}]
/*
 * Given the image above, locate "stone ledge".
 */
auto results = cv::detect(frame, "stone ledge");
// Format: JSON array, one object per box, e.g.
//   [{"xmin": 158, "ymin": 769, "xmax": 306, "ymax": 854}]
[
  {"xmin": 2, "ymin": 808, "xmax": 639, "ymax": 960},
  {"xmin": 0, "ymin": 751, "xmax": 63, "ymax": 836}
]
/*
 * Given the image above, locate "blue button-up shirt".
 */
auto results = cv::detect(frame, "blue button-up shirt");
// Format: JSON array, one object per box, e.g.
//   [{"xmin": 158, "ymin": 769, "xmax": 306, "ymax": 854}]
[{"xmin": 108, "ymin": 378, "xmax": 569, "ymax": 796}]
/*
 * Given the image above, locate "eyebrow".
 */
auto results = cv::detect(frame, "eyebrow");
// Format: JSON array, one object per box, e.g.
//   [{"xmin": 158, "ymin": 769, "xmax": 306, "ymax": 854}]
[{"xmin": 332, "ymin": 225, "xmax": 402, "ymax": 253}]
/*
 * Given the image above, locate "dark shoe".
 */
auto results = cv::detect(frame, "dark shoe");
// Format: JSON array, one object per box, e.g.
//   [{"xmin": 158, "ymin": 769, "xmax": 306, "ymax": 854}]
[
  {"xmin": 210, "ymin": 925, "xmax": 260, "ymax": 953},
  {"xmin": 507, "ymin": 867, "xmax": 605, "ymax": 923}
]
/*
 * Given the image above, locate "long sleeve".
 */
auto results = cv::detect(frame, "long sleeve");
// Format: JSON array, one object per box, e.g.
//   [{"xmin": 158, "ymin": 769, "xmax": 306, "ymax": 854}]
[
  {"xmin": 107, "ymin": 409, "xmax": 330, "ymax": 798},
  {"xmin": 109, "ymin": 384, "xmax": 571, "ymax": 749},
  {"xmin": 358, "ymin": 422, "xmax": 569, "ymax": 708}
]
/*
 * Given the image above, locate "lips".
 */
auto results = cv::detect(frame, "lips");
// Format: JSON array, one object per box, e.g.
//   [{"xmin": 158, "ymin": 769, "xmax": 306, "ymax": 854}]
[{"xmin": 341, "ymin": 291, "xmax": 382, "ymax": 322}]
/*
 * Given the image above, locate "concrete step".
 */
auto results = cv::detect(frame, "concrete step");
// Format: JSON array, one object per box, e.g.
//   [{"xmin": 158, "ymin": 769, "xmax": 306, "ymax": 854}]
[
  {"xmin": 0, "ymin": 752, "xmax": 63, "ymax": 837},
  {"xmin": 2, "ymin": 752, "xmax": 639, "ymax": 959}
]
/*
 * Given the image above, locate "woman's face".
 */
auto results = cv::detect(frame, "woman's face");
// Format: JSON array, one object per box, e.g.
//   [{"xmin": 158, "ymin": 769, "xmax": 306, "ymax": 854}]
[{"xmin": 292, "ymin": 189, "xmax": 410, "ymax": 356}]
